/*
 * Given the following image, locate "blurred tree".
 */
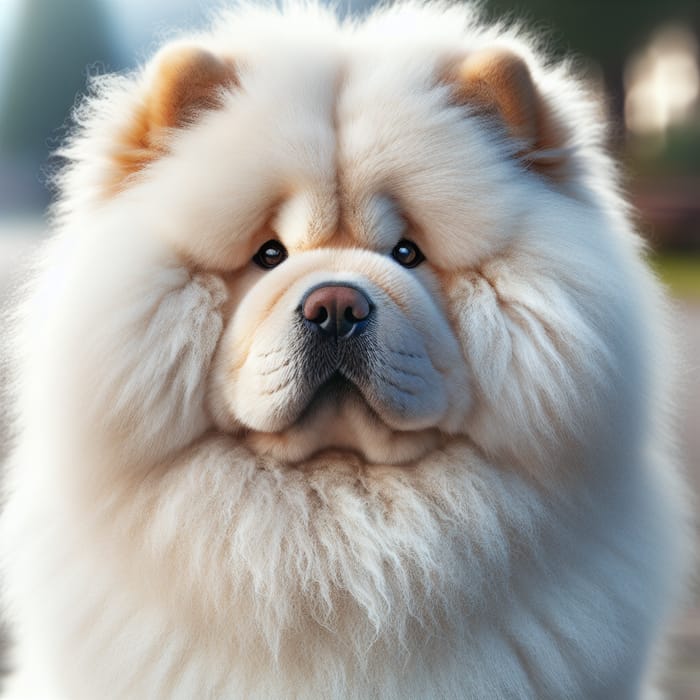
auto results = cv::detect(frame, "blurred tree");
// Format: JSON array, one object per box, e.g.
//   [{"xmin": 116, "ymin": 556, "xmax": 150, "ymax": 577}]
[
  {"xmin": 0, "ymin": 0, "xmax": 118, "ymax": 160},
  {"xmin": 484, "ymin": 0, "xmax": 699, "ymax": 63},
  {"xmin": 484, "ymin": 0, "xmax": 700, "ymax": 128}
]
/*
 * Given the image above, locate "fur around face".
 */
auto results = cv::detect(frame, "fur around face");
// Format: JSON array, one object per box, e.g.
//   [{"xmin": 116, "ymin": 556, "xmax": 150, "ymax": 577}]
[{"xmin": 0, "ymin": 3, "xmax": 689, "ymax": 698}]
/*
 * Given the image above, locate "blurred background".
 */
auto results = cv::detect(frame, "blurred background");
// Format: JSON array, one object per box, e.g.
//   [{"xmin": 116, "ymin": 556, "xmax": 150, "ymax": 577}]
[{"xmin": 0, "ymin": 0, "xmax": 698, "ymax": 696}]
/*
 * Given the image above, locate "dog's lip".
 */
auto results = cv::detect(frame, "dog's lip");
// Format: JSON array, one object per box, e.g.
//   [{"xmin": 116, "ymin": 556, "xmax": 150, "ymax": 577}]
[
  {"xmin": 306, "ymin": 371, "xmax": 355, "ymax": 405},
  {"xmin": 292, "ymin": 371, "xmax": 355, "ymax": 422},
  {"xmin": 241, "ymin": 367, "xmax": 445, "ymax": 466},
  {"xmin": 292, "ymin": 446, "xmax": 369, "ymax": 467}
]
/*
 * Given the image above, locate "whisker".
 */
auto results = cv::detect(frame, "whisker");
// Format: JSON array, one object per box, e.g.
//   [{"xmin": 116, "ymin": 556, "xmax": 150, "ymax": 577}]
[
  {"xmin": 386, "ymin": 364, "xmax": 424, "ymax": 380},
  {"xmin": 259, "ymin": 347, "xmax": 286, "ymax": 359},
  {"xmin": 378, "ymin": 375, "xmax": 419, "ymax": 397},
  {"xmin": 258, "ymin": 357, "xmax": 293, "ymax": 376},
  {"xmin": 260, "ymin": 378, "xmax": 294, "ymax": 396},
  {"xmin": 387, "ymin": 348, "xmax": 422, "ymax": 360}
]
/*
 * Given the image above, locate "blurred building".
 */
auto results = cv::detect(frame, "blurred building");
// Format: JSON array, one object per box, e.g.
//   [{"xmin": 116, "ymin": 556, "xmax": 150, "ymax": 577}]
[{"xmin": 0, "ymin": 0, "xmax": 119, "ymax": 212}]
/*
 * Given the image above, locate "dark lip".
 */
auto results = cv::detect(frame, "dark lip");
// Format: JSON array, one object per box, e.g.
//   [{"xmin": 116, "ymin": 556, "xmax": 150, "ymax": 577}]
[
  {"xmin": 295, "ymin": 372, "xmax": 361, "ymax": 423},
  {"xmin": 316, "ymin": 371, "xmax": 354, "ymax": 396}
]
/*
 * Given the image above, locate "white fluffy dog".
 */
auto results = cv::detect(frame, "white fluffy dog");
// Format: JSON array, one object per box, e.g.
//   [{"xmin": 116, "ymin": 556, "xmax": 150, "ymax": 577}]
[{"xmin": 0, "ymin": 3, "xmax": 688, "ymax": 698}]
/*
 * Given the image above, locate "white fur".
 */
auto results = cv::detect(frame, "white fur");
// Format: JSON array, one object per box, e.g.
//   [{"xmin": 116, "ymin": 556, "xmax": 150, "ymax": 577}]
[{"xmin": 1, "ymin": 3, "xmax": 689, "ymax": 698}]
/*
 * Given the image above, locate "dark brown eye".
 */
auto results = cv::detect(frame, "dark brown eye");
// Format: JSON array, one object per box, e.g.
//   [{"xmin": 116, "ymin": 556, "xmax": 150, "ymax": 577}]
[
  {"xmin": 391, "ymin": 239, "xmax": 425, "ymax": 268},
  {"xmin": 253, "ymin": 240, "xmax": 288, "ymax": 269}
]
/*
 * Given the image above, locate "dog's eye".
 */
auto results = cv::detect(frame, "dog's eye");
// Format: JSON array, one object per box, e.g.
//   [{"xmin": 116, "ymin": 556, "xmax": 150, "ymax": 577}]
[
  {"xmin": 253, "ymin": 240, "xmax": 288, "ymax": 269},
  {"xmin": 392, "ymin": 239, "xmax": 425, "ymax": 268}
]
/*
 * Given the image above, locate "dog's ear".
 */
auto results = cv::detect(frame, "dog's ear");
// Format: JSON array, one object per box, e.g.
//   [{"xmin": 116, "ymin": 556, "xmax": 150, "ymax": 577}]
[
  {"xmin": 112, "ymin": 45, "xmax": 237, "ymax": 190},
  {"xmin": 446, "ymin": 48, "xmax": 570, "ymax": 178}
]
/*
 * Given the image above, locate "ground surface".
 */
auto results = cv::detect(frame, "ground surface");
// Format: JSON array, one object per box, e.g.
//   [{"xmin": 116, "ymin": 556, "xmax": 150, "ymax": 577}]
[
  {"xmin": 0, "ymin": 222, "xmax": 698, "ymax": 697},
  {"xmin": 663, "ymin": 300, "xmax": 700, "ymax": 700}
]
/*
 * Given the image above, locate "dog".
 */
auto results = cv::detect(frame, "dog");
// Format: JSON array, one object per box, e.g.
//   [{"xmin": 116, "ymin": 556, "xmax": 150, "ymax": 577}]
[{"xmin": 1, "ymin": 3, "xmax": 688, "ymax": 698}]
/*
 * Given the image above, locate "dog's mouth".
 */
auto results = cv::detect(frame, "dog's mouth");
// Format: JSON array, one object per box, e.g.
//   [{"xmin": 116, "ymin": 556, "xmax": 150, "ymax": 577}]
[
  {"xmin": 298, "ymin": 371, "xmax": 359, "ymax": 418},
  {"xmin": 218, "ymin": 303, "xmax": 467, "ymax": 465},
  {"xmin": 243, "ymin": 371, "xmax": 442, "ymax": 466}
]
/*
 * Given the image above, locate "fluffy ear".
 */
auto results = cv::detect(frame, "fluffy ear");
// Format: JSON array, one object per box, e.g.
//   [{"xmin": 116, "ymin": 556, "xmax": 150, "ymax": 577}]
[
  {"xmin": 113, "ymin": 44, "xmax": 238, "ymax": 190},
  {"xmin": 446, "ymin": 48, "xmax": 569, "ymax": 177}
]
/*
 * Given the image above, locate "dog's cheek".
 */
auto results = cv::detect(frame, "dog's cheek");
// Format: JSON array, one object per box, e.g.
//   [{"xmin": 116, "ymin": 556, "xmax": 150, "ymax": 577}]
[
  {"xmin": 446, "ymin": 267, "xmax": 613, "ymax": 473},
  {"xmin": 56, "ymin": 264, "xmax": 228, "ymax": 470},
  {"xmin": 110, "ymin": 273, "xmax": 226, "ymax": 465},
  {"xmin": 447, "ymin": 273, "xmax": 511, "ymax": 399},
  {"xmin": 207, "ymin": 327, "xmax": 306, "ymax": 434}
]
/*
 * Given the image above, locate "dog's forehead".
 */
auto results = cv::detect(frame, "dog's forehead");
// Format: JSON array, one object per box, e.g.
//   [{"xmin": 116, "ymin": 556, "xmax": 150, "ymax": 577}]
[
  {"xmin": 150, "ymin": 43, "xmax": 518, "ymax": 267},
  {"xmin": 274, "ymin": 190, "xmax": 407, "ymax": 253},
  {"xmin": 268, "ymin": 54, "xmax": 441, "ymax": 252},
  {"xmin": 265, "ymin": 49, "xmax": 515, "ymax": 262}
]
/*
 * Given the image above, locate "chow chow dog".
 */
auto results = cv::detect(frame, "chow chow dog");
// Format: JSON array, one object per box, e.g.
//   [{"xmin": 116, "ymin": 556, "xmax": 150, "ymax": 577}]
[{"xmin": 1, "ymin": 3, "xmax": 688, "ymax": 698}]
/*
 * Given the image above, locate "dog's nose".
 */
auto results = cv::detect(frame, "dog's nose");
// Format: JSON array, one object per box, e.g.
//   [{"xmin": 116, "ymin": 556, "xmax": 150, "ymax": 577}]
[{"xmin": 302, "ymin": 285, "xmax": 372, "ymax": 339}]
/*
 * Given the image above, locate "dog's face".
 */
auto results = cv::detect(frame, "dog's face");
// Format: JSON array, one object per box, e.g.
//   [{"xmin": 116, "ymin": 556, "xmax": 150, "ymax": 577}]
[
  {"xmin": 57, "ymin": 21, "xmax": 630, "ymax": 478},
  {"xmin": 210, "ymin": 241, "xmax": 469, "ymax": 464}
]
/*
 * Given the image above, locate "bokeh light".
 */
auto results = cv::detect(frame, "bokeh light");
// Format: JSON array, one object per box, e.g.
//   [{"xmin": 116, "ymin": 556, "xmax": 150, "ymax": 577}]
[{"xmin": 625, "ymin": 24, "xmax": 699, "ymax": 136}]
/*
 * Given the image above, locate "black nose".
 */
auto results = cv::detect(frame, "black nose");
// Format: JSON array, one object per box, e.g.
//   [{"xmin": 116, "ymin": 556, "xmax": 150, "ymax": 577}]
[{"xmin": 302, "ymin": 285, "xmax": 372, "ymax": 339}]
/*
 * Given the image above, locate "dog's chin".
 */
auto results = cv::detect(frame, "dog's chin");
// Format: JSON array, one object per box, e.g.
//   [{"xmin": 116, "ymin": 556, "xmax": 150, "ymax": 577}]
[{"xmin": 243, "ymin": 376, "xmax": 442, "ymax": 466}]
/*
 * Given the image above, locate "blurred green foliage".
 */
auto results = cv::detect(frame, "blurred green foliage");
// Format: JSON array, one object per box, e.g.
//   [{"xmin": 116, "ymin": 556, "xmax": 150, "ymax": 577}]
[
  {"xmin": 650, "ymin": 253, "xmax": 700, "ymax": 297},
  {"xmin": 484, "ymin": 0, "xmax": 700, "ymax": 64},
  {"xmin": 646, "ymin": 125, "xmax": 700, "ymax": 177}
]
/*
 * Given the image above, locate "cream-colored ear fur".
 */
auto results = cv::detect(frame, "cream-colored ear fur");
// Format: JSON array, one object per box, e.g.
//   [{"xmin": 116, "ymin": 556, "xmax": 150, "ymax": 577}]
[
  {"xmin": 448, "ymin": 48, "xmax": 569, "ymax": 177},
  {"xmin": 112, "ymin": 45, "xmax": 237, "ymax": 189}
]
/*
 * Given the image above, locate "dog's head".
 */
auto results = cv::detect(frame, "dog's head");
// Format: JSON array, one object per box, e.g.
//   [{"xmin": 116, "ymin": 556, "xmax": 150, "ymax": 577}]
[{"xmin": 49, "ymin": 5, "xmax": 642, "ymax": 480}]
